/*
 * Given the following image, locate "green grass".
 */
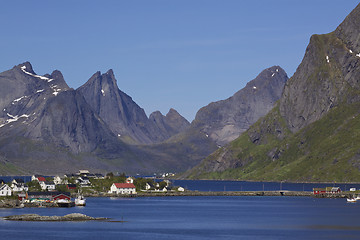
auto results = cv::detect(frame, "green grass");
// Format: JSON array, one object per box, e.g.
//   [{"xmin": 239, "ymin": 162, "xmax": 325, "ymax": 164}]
[{"xmin": 193, "ymin": 102, "xmax": 360, "ymax": 182}]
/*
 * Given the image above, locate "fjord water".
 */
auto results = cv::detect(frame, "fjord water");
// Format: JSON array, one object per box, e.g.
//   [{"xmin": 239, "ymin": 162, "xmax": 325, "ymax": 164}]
[{"xmin": 1, "ymin": 196, "xmax": 360, "ymax": 240}]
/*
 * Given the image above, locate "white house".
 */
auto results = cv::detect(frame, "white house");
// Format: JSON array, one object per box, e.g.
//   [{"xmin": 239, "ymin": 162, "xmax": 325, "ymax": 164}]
[
  {"xmin": 76, "ymin": 177, "xmax": 91, "ymax": 187},
  {"xmin": 11, "ymin": 183, "xmax": 28, "ymax": 192},
  {"xmin": 31, "ymin": 175, "xmax": 40, "ymax": 182},
  {"xmin": 109, "ymin": 183, "xmax": 136, "ymax": 194},
  {"xmin": 0, "ymin": 184, "xmax": 12, "ymax": 196},
  {"xmin": 145, "ymin": 182, "xmax": 155, "ymax": 191},
  {"xmin": 40, "ymin": 181, "xmax": 56, "ymax": 191},
  {"xmin": 53, "ymin": 175, "xmax": 67, "ymax": 185},
  {"xmin": 160, "ymin": 187, "xmax": 172, "ymax": 192},
  {"xmin": 11, "ymin": 179, "xmax": 28, "ymax": 192}
]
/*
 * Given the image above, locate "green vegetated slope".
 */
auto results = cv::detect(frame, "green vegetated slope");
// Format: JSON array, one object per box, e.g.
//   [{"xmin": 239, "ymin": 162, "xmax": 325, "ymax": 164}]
[
  {"xmin": 186, "ymin": 3, "xmax": 360, "ymax": 182},
  {"xmin": 188, "ymin": 103, "xmax": 360, "ymax": 182}
]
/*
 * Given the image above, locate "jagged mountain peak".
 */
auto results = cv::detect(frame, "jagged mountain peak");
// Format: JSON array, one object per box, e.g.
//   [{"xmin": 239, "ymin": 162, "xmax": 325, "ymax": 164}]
[
  {"xmin": 192, "ymin": 66, "xmax": 288, "ymax": 145},
  {"xmin": 243, "ymin": 66, "xmax": 287, "ymax": 90},
  {"xmin": 166, "ymin": 108, "xmax": 180, "ymax": 117},
  {"xmin": 149, "ymin": 110, "xmax": 163, "ymax": 118},
  {"xmin": 16, "ymin": 61, "xmax": 35, "ymax": 74},
  {"xmin": 86, "ymin": 69, "xmax": 119, "ymax": 94},
  {"xmin": 335, "ymin": 3, "xmax": 360, "ymax": 53}
]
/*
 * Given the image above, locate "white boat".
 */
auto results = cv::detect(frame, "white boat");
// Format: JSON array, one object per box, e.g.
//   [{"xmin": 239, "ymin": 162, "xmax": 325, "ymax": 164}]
[
  {"xmin": 56, "ymin": 199, "xmax": 75, "ymax": 207},
  {"xmin": 355, "ymin": 195, "xmax": 360, "ymax": 200},
  {"xmin": 75, "ymin": 195, "xmax": 86, "ymax": 206},
  {"xmin": 347, "ymin": 198, "xmax": 357, "ymax": 203}
]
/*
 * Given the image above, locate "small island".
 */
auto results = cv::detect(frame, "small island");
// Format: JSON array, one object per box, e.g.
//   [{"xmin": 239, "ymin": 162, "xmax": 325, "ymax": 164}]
[{"xmin": 2, "ymin": 213, "xmax": 108, "ymax": 221}]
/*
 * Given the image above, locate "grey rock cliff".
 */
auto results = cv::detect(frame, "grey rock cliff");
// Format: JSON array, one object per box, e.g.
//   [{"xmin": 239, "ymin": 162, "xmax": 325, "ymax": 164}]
[
  {"xmin": 280, "ymin": 3, "xmax": 360, "ymax": 132},
  {"xmin": 148, "ymin": 108, "xmax": 190, "ymax": 142},
  {"xmin": 192, "ymin": 66, "xmax": 288, "ymax": 145},
  {"xmin": 77, "ymin": 70, "xmax": 189, "ymax": 144}
]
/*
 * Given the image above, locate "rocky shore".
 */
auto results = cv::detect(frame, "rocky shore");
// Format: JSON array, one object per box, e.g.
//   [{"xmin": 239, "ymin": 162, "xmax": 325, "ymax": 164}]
[
  {"xmin": 0, "ymin": 199, "xmax": 68, "ymax": 208},
  {"xmin": 2, "ymin": 213, "xmax": 107, "ymax": 221},
  {"xmin": 0, "ymin": 190, "xmax": 350, "ymax": 209},
  {"xmin": 0, "ymin": 199, "xmax": 22, "ymax": 208},
  {"xmin": 85, "ymin": 190, "xmax": 348, "ymax": 198}
]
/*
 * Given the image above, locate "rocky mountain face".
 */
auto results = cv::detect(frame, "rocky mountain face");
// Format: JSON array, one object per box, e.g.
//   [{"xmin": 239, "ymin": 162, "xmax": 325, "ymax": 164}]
[
  {"xmin": 0, "ymin": 62, "xmax": 69, "ymax": 130},
  {"xmin": 148, "ymin": 108, "xmax": 190, "ymax": 142},
  {"xmin": 155, "ymin": 66, "xmax": 288, "ymax": 171},
  {"xmin": 0, "ymin": 62, "xmax": 193, "ymax": 174},
  {"xmin": 192, "ymin": 66, "xmax": 288, "ymax": 146},
  {"xmin": 186, "ymin": 3, "xmax": 360, "ymax": 182},
  {"xmin": 0, "ymin": 60, "xmax": 285, "ymax": 175},
  {"xmin": 0, "ymin": 62, "xmax": 139, "ymax": 173},
  {"xmin": 280, "ymin": 4, "xmax": 360, "ymax": 132},
  {"xmin": 77, "ymin": 71, "xmax": 189, "ymax": 144}
]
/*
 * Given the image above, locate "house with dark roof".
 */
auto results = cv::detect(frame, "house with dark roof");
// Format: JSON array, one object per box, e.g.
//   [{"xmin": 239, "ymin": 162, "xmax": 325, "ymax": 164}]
[
  {"xmin": 76, "ymin": 177, "xmax": 91, "ymax": 187},
  {"xmin": 39, "ymin": 181, "xmax": 56, "ymax": 191},
  {"xmin": 0, "ymin": 184, "xmax": 12, "ymax": 196},
  {"xmin": 27, "ymin": 192, "xmax": 71, "ymax": 202}
]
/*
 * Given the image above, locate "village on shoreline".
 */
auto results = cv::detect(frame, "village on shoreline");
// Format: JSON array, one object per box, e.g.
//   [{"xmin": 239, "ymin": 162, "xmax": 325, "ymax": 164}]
[{"xmin": 0, "ymin": 170, "xmax": 358, "ymax": 208}]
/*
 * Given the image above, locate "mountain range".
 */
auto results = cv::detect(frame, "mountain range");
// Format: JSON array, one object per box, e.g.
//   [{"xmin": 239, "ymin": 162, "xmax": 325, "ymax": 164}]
[
  {"xmin": 185, "ymin": 3, "xmax": 360, "ymax": 182},
  {"xmin": 0, "ymin": 60, "xmax": 286, "ymax": 175}
]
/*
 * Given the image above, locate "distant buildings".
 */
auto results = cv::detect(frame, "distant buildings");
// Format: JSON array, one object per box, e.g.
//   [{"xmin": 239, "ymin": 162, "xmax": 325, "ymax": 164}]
[
  {"xmin": 0, "ymin": 184, "xmax": 12, "ymax": 196},
  {"xmin": 109, "ymin": 183, "xmax": 136, "ymax": 195},
  {"xmin": 313, "ymin": 187, "xmax": 342, "ymax": 195}
]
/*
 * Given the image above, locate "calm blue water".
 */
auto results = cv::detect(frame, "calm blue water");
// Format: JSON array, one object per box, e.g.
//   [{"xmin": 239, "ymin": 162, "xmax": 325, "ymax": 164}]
[{"xmin": 0, "ymin": 196, "xmax": 360, "ymax": 240}]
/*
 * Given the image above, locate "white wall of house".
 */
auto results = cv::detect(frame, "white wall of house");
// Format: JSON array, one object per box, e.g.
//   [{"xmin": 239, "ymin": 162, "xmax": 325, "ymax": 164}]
[
  {"xmin": 109, "ymin": 183, "xmax": 136, "ymax": 194},
  {"xmin": 11, "ymin": 184, "xmax": 28, "ymax": 192},
  {"xmin": 40, "ymin": 182, "xmax": 56, "ymax": 191},
  {"xmin": 53, "ymin": 176, "xmax": 63, "ymax": 185},
  {"xmin": 0, "ymin": 184, "xmax": 12, "ymax": 196}
]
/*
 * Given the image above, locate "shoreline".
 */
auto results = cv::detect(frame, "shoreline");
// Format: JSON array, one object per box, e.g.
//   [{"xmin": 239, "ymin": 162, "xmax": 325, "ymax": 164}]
[
  {"xmin": 0, "ymin": 191, "xmax": 351, "ymax": 208},
  {"xmin": 2, "ymin": 175, "xmax": 360, "ymax": 184},
  {"xmin": 83, "ymin": 190, "xmax": 349, "ymax": 198},
  {"xmin": 173, "ymin": 178, "xmax": 360, "ymax": 184}
]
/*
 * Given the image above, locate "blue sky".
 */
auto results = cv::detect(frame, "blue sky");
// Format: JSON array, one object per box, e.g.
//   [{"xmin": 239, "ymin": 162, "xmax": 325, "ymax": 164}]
[{"xmin": 0, "ymin": 1, "xmax": 359, "ymax": 121}]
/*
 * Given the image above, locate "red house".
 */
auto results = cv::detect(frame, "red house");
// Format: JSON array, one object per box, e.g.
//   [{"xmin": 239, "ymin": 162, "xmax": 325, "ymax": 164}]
[
  {"xmin": 53, "ymin": 193, "xmax": 71, "ymax": 201},
  {"xmin": 66, "ymin": 184, "xmax": 77, "ymax": 190},
  {"xmin": 37, "ymin": 177, "xmax": 46, "ymax": 182},
  {"xmin": 313, "ymin": 188, "xmax": 326, "ymax": 194},
  {"xmin": 313, "ymin": 187, "xmax": 341, "ymax": 194}
]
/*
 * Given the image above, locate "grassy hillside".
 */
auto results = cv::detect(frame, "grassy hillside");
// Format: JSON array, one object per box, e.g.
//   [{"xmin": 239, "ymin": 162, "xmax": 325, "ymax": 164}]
[{"xmin": 188, "ymin": 102, "xmax": 360, "ymax": 182}]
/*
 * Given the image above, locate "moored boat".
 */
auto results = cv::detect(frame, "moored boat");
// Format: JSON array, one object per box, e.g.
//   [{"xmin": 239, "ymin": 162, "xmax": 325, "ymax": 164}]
[
  {"xmin": 75, "ymin": 195, "xmax": 86, "ymax": 206},
  {"xmin": 56, "ymin": 199, "xmax": 75, "ymax": 207},
  {"xmin": 347, "ymin": 198, "xmax": 357, "ymax": 203}
]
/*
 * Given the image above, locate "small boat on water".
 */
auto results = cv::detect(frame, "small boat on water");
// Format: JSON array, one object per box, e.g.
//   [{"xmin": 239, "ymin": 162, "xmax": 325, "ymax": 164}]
[
  {"xmin": 75, "ymin": 195, "xmax": 86, "ymax": 206},
  {"xmin": 347, "ymin": 198, "xmax": 357, "ymax": 203},
  {"xmin": 56, "ymin": 199, "xmax": 75, "ymax": 207}
]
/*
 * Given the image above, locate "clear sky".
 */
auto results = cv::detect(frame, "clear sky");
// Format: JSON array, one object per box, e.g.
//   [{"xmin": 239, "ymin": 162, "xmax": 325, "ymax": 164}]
[{"xmin": 0, "ymin": 1, "xmax": 359, "ymax": 121}]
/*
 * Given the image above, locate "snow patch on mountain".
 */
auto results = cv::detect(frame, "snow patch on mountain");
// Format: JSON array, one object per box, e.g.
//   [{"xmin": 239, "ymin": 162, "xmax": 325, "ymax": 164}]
[{"xmin": 21, "ymin": 66, "xmax": 54, "ymax": 83}]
